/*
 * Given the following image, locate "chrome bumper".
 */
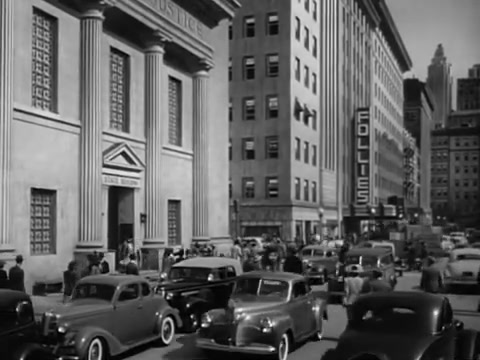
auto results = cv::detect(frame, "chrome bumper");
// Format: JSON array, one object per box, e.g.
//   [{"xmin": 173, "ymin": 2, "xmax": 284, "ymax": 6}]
[
  {"xmin": 57, "ymin": 357, "xmax": 79, "ymax": 360},
  {"xmin": 196, "ymin": 338, "xmax": 276, "ymax": 354}
]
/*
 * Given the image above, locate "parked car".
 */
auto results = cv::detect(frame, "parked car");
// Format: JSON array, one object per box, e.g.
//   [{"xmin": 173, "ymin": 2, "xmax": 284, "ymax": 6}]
[
  {"xmin": 444, "ymin": 248, "xmax": 480, "ymax": 291},
  {"xmin": 157, "ymin": 257, "xmax": 243, "ymax": 332},
  {"xmin": 196, "ymin": 271, "xmax": 327, "ymax": 360},
  {"xmin": 42, "ymin": 275, "xmax": 181, "ymax": 360},
  {"xmin": 327, "ymin": 248, "xmax": 397, "ymax": 304},
  {"xmin": 328, "ymin": 291, "xmax": 480, "ymax": 360},
  {"xmin": 0, "ymin": 290, "xmax": 54, "ymax": 360},
  {"xmin": 299, "ymin": 245, "xmax": 338, "ymax": 284}
]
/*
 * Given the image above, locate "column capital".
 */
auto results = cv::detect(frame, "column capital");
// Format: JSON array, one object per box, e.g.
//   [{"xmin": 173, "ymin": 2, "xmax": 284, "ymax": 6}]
[
  {"xmin": 79, "ymin": 0, "xmax": 114, "ymax": 19},
  {"xmin": 144, "ymin": 30, "xmax": 171, "ymax": 53},
  {"xmin": 193, "ymin": 58, "xmax": 214, "ymax": 77}
]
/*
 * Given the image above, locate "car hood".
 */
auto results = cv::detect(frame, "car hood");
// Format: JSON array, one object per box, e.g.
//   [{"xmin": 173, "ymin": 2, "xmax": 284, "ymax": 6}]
[
  {"xmin": 229, "ymin": 294, "xmax": 285, "ymax": 313},
  {"xmin": 336, "ymin": 330, "xmax": 432, "ymax": 360},
  {"xmin": 158, "ymin": 279, "xmax": 205, "ymax": 291},
  {"xmin": 447, "ymin": 260, "xmax": 480, "ymax": 275},
  {"xmin": 50, "ymin": 300, "xmax": 113, "ymax": 320}
]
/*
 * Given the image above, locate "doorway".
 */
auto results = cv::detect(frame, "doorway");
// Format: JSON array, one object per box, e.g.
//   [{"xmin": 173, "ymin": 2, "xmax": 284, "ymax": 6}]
[{"xmin": 108, "ymin": 186, "xmax": 134, "ymax": 268}]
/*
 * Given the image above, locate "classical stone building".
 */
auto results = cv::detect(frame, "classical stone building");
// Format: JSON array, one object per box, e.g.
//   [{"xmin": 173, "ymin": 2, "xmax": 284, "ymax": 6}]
[{"xmin": 0, "ymin": 0, "xmax": 238, "ymax": 291}]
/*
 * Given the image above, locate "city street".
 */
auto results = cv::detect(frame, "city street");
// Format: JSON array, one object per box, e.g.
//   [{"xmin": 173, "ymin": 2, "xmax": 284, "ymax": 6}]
[{"xmin": 118, "ymin": 272, "xmax": 480, "ymax": 360}]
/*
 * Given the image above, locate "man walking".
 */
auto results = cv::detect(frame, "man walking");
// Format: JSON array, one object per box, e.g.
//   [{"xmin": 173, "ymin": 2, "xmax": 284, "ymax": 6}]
[
  {"xmin": 343, "ymin": 266, "xmax": 364, "ymax": 320},
  {"xmin": 420, "ymin": 257, "xmax": 444, "ymax": 293},
  {"xmin": 283, "ymin": 247, "xmax": 303, "ymax": 274},
  {"xmin": 125, "ymin": 254, "xmax": 140, "ymax": 275},
  {"xmin": 9, "ymin": 255, "xmax": 25, "ymax": 292}
]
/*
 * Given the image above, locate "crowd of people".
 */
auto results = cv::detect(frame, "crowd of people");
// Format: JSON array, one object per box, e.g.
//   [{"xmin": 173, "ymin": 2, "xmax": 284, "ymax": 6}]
[{"xmin": 0, "ymin": 255, "xmax": 26, "ymax": 292}]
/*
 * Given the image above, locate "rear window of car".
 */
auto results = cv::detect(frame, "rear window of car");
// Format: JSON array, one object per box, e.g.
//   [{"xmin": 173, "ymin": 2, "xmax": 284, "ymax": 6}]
[
  {"xmin": 456, "ymin": 254, "xmax": 480, "ymax": 261},
  {"xmin": 351, "ymin": 306, "xmax": 421, "ymax": 333},
  {"xmin": 73, "ymin": 283, "xmax": 116, "ymax": 302},
  {"xmin": 346, "ymin": 255, "xmax": 378, "ymax": 267}
]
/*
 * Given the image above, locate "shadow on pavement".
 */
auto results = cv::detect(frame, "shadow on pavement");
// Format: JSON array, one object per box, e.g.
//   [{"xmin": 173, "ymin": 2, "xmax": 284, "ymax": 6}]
[
  {"xmin": 160, "ymin": 334, "xmax": 203, "ymax": 360},
  {"xmin": 320, "ymin": 349, "xmax": 337, "ymax": 360}
]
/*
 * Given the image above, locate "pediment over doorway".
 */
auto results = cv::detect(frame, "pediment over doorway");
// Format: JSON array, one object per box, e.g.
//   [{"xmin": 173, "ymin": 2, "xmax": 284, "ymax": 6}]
[{"xmin": 103, "ymin": 142, "xmax": 145, "ymax": 173}]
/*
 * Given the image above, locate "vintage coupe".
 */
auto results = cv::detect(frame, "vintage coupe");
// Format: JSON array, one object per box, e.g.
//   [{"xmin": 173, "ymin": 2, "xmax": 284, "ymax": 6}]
[
  {"xmin": 157, "ymin": 257, "xmax": 242, "ymax": 332},
  {"xmin": 300, "ymin": 245, "xmax": 338, "ymax": 284},
  {"xmin": 196, "ymin": 271, "xmax": 327, "ymax": 360},
  {"xmin": 0, "ymin": 290, "xmax": 54, "ymax": 360},
  {"xmin": 329, "ymin": 291, "xmax": 479, "ymax": 360},
  {"xmin": 42, "ymin": 275, "xmax": 181, "ymax": 360},
  {"xmin": 444, "ymin": 247, "xmax": 480, "ymax": 290}
]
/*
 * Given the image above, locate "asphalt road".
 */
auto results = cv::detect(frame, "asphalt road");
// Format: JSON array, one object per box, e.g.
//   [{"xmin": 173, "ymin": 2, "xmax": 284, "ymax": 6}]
[{"xmin": 120, "ymin": 272, "xmax": 480, "ymax": 360}]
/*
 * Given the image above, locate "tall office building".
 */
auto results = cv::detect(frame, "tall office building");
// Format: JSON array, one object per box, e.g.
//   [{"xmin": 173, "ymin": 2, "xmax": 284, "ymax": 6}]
[
  {"xmin": 403, "ymin": 130, "xmax": 420, "ymax": 210},
  {"xmin": 404, "ymin": 79, "xmax": 435, "ymax": 221},
  {"xmin": 229, "ymin": 0, "xmax": 321, "ymax": 242},
  {"xmin": 457, "ymin": 64, "xmax": 480, "ymax": 111},
  {"xmin": 427, "ymin": 44, "xmax": 452, "ymax": 128}
]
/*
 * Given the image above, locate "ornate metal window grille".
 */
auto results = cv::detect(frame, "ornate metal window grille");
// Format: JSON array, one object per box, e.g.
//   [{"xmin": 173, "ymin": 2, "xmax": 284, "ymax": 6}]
[
  {"xmin": 30, "ymin": 189, "xmax": 56, "ymax": 255},
  {"xmin": 167, "ymin": 200, "xmax": 181, "ymax": 246},
  {"xmin": 110, "ymin": 48, "xmax": 130, "ymax": 132},
  {"xmin": 168, "ymin": 77, "xmax": 182, "ymax": 146},
  {"xmin": 32, "ymin": 9, "xmax": 57, "ymax": 112}
]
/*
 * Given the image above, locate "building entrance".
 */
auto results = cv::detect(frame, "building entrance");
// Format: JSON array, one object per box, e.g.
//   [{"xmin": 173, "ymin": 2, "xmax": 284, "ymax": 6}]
[{"xmin": 108, "ymin": 186, "xmax": 134, "ymax": 268}]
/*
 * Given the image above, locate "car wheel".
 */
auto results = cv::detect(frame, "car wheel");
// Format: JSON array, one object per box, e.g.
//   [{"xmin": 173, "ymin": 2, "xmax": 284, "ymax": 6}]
[
  {"xmin": 85, "ymin": 337, "xmax": 105, "ymax": 360},
  {"xmin": 277, "ymin": 333, "xmax": 290, "ymax": 360},
  {"xmin": 159, "ymin": 316, "xmax": 176, "ymax": 346}
]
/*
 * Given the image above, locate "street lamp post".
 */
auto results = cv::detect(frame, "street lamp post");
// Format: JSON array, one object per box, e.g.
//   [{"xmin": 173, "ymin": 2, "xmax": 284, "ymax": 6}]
[{"xmin": 318, "ymin": 207, "xmax": 324, "ymax": 243}]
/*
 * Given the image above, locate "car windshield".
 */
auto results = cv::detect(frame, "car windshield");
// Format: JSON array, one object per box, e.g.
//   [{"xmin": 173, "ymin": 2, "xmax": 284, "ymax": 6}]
[
  {"xmin": 169, "ymin": 267, "xmax": 213, "ymax": 281},
  {"xmin": 351, "ymin": 305, "xmax": 421, "ymax": 333},
  {"xmin": 302, "ymin": 249, "xmax": 325, "ymax": 257},
  {"xmin": 346, "ymin": 255, "xmax": 378, "ymax": 267},
  {"xmin": 72, "ymin": 283, "xmax": 115, "ymax": 302},
  {"xmin": 456, "ymin": 254, "xmax": 480, "ymax": 261},
  {"xmin": 233, "ymin": 277, "xmax": 289, "ymax": 298}
]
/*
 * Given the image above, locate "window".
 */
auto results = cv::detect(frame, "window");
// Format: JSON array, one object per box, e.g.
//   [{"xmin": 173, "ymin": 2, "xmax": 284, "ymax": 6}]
[
  {"xmin": 304, "ymin": 141, "xmax": 309, "ymax": 163},
  {"xmin": 295, "ymin": 137, "xmax": 301, "ymax": 160},
  {"xmin": 295, "ymin": 178, "xmax": 301, "ymax": 200},
  {"xmin": 295, "ymin": 17, "xmax": 301, "ymax": 40},
  {"xmin": 244, "ymin": 16, "xmax": 255, "ymax": 37},
  {"xmin": 312, "ymin": 144, "xmax": 317, "ymax": 165},
  {"xmin": 32, "ymin": 9, "xmax": 58, "ymax": 112},
  {"xmin": 266, "ymin": 177, "xmax": 279, "ymax": 198},
  {"xmin": 312, "ymin": 0, "xmax": 318, "ymax": 20},
  {"xmin": 304, "ymin": 27, "xmax": 309, "ymax": 49},
  {"xmin": 267, "ymin": 95, "xmax": 279, "ymax": 118},
  {"xmin": 244, "ymin": 98, "xmax": 256, "ymax": 120},
  {"xmin": 119, "ymin": 284, "xmax": 139, "ymax": 302},
  {"xmin": 228, "ymin": 24, "xmax": 232, "ymax": 39},
  {"xmin": 243, "ymin": 56, "xmax": 255, "ymax": 80},
  {"xmin": 30, "ymin": 188, "xmax": 56, "ymax": 255},
  {"xmin": 303, "ymin": 180, "xmax": 309, "ymax": 201},
  {"xmin": 294, "ymin": 57, "xmax": 301, "ymax": 81},
  {"xmin": 229, "ymin": 100, "xmax": 233, "ymax": 122},
  {"xmin": 304, "ymin": 66, "xmax": 310, "ymax": 87},
  {"xmin": 267, "ymin": 13, "xmax": 279, "ymax": 35},
  {"xmin": 243, "ymin": 177, "xmax": 255, "ymax": 198},
  {"xmin": 110, "ymin": 48, "xmax": 130, "ymax": 132},
  {"xmin": 312, "ymin": 110, "xmax": 317, "ymax": 130},
  {"xmin": 229, "ymin": 179, "xmax": 232, "ymax": 198},
  {"xmin": 312, "ymin": 73, "xmax": 317, "ymax": 94},
  {"xmin": 167, "ymin": 200, "xmax": 181, "ymax": 246},
  {"xmin": 266, "ymin": 54, "xmax": 279, "ymax": 77},
  {"xmin": 312, "ymin": 181, "xmax": 317, "ymax": 202},
  {"xmin": 168, "ymin": 77, "xmax": 182, "ymax": 146},
  {"xmin": 228, "ymin": 58, "xmax": 232, "ymax": 81},
  {"xmin": 266, "ymin": 136, "xmax": 279, "ymax": 159},
  {"xmin": 243, "ymin": 138, "xmax": 255, "ymax": 160},
  {"xmin": 304, "ymin": 0, "xmax": 310, "ymax": 12},
  {"xmin": 229, "ymin": 139, "xmax": 232, "ymax": 160},
  {"xmin": 141, "ymin": 283, "xmax": 151, "ymax": 297},
  {"xmin": 312, "ymin": 35, "xmax": 317, "ymax": 57}
]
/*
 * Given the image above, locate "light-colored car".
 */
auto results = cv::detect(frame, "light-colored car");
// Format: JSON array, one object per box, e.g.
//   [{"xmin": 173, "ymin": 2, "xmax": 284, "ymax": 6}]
[
  {"xmin": 196, "ymin": 271, "xmax": 327, "ymax": 360},
  {"xmin": 43, "ymin": 275, "xmax": 182, "ymax": 360},
  {"xmin": 444, "ymin": 248, "xmax": 480, "ymax": 288}
]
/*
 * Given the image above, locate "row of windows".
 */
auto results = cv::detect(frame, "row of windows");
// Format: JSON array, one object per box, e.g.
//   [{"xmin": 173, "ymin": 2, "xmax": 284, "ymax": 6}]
[
  {"xmin": 294, "ymin": 57, "xmax": 318, "ymax": 93},
  {"xmin": 231, "ymin": 54, "xmax": 279, "ymax": 81},
  {"xmin": 294, "ymin": 17, "xmax": 318, "ymax": 58},
  {"xmin": 453, "ymin": 153, "xmax": 479, "ymax": 162},
  {"xmin": 454, "ymin": 179, "xmax": 479, "ymax": 187},
  {"xmin": 31, "ymin": 8, "xmax": 183, "ymax": 146},
  {"xmin": 454, "ymin": 138, "xmax": 479, "ymax": 147},
  {"xmin": 454, "ymin": 192, "xmax": 479, "ymax": 201},
  {"xmin": 294, "ymin": 138, "xmax": 318, "ymax": 165},
  {"xmin": 298, "ymin": 0, "xmax": 318, "ymax": 20},
  {"xmin": 230, "ymin": 13, "xmax": 280, "ymax": 39},
  {"xmin": 454, "ymin": 166, "xmax": 478, "ymax": 174}
]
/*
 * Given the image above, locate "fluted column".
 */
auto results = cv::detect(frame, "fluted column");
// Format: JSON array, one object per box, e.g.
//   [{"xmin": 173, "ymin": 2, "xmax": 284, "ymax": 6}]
[
  {"xmin": 78, "ymin": 2, "xmax": 106, "ymax": 247},
  {"xmin": 192, "ymin": 60, "xmax": 213, "ymax": 240},
  {"xmin": 0, "ymin": 0, "xmax": 14, "ymax": 250},
  {"xmin": 144, "ymin": 32, "xmax": 167, "ymax": 244}
]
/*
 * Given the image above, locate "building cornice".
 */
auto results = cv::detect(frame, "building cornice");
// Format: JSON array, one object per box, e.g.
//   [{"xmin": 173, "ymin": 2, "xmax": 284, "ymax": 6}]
[
  {"xmin": 174, "ymin": 0, "xmax": 240, "ymax": 27},
  {"xmin": 357, "ymin": 0, "xmax": 381, "ymax": 27},
  {"xmin": 373, "ymin": 0, "xmax": 412, "ymax": 73}
]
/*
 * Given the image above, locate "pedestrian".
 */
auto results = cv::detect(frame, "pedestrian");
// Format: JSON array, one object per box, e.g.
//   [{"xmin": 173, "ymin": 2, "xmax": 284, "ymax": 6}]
[
  {"xmin": 420, "ymin": 256, "xmax": 444, "ymax": 293},
  {"xmin": 420, "ymin": 242, "xmax": 428, "ymax": 268},
  {"xmin": 98, "ymin": 252, "xmax": 110, "ymax": 274},
  {"xmin": 406, "ymin": 242, "xmax": 416, "ymax": 271},
  {"xmin": 125, "ymin": 254, "xmax": 139, "ymax": 275},
  {"xmin": 63, "ymin": 261, "xmax": 79, "ymax": 303},
  {"xmin": 361, "ymin": 269, "xmax": 392, "ymax": 293},
  {"xmin": 0, "ymin": 260, "xmax": 8, "ymax": 289},
  {"xmin": 343, "ymin": 266, "xmax": 364, "ymax": 320},
  {"xmin": 9, "ymin": 255, "xmax": 25, "ymax": 292},
  {"xmin": 283, "ymin": 247, "xmax": 303, "ymax": 274},
  {"xmin": 230, "ymin": 239, "xmax": 243, "ymax": 262}
]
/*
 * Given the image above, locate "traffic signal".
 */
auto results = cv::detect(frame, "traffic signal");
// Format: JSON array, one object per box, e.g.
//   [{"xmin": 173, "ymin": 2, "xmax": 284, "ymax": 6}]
[{"xmin": 396, "ymin": 197, "xmax": 405, "ymax": 219}]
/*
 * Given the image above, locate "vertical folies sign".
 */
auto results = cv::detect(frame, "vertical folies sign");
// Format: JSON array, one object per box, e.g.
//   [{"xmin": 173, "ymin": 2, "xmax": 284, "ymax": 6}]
[{"xmin": 355, "ymin": 108, "xmax": 371, "ymax": 205}]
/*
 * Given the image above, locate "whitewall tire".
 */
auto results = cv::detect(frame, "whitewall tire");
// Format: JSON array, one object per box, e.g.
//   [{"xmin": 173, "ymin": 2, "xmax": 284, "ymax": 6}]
[
  {"xmin": 277, "ymin": 333, "xmax": 290, "ymax": 360},
  {"xmin": 86, "ymin": 337, "xmax": 104, "ymax": 360},
  {"xmin": 159, "ymin": 316, "xmax": 176, "ymax": 346}
]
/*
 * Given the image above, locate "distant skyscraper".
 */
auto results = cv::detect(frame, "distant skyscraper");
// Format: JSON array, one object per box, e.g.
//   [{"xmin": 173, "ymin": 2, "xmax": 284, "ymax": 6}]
[
  {"xmin": 426, "ymin": 44, "xmax": 452, "ymax": 128},
  {"xmin": 458, "ymin": 64, "xmax": 480, "ymax": 111},
  {"xmin": 468, "ymin": 64, "xmax": 480, "ymax": 79}
]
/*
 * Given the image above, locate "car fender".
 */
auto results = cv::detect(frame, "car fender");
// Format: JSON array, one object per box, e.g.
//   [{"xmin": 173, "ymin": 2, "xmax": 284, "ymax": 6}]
[
  {"xmin": 13, "ymin": 343, "xmax": 54, "ymax": 360},
  {"xmin": 185, "ymin": 296, "xmax": 209, "ymax": 315},
  {"xmin": 312, "ymin": 298, "xmax": 327, "ymax": 330},
  {"xmin": 456, "ymin": 329, "xmax": 478, "ymax": 360},
  {"xmin": 155, "ymin": 306, "xmax": 183, "ymax": 332},
  {"xmin": 270, "ymin": 312, "xmax": 296, "ymax": 341},
  {"xmin": 73, "ymin": 326, "xmax": 123, "ymax": 358}
]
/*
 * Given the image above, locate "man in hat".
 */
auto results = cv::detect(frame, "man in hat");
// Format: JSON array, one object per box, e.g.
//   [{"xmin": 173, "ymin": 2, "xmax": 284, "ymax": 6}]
[
  {"xmin": 362, "ymin": 269, "xmax": 392, "ymax": 293},
  {"xmin": 420, "ymin": 256, "xmax": 444, "ymax": 293},
  {"xmin": 0, "ymin": 260, "xmax": 8, "ymax": 289},
  {"xmin": 343, "ymin": 265, "xmax": 365, "ymax": 320},
  {"xmin": 9, "ymin": 255, "xmax": 25, "ymax": 292}
]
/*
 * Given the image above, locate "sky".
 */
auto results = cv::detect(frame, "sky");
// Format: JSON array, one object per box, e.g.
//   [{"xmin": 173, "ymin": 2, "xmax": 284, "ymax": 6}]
[{"xmin": 387, "ymin": 0, "xmax": 480, "ymax": 84}]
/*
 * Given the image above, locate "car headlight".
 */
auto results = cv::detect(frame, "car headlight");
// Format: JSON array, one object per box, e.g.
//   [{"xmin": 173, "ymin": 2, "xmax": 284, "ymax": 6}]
[
  {"xmin": 57, "ymin": 325, "xmax": 68, "ymax": 335},
  {"xmin": 259, "ymin": 317, "xmax": 273, "ymax": 333},
  {"xmin": 165, "ymin": 292, "xmax": 174, "ymax": 301},
  {"xmin": 57, "ymin": 326, "xmax": 76, "ymax": 346},
  {"xmin": 201, "ymin": 313, "xmax": 212, "ymax": 328}
]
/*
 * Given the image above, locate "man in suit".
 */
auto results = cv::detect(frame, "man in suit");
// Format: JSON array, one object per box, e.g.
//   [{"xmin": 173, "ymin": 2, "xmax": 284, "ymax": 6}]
[
  {"xmin": 9, "ymin": 255, "xmax": 25, "ymax": 292},
  {"xmin": 420, "ymin": 256, "xmax": 444, "ymax": 293},
  {"xmin": 343, "ymin": 266, "xmax": 365, "ymax": 320},
  {"xmin": 362, "ymin": 269, "xmax": 392, "ymax": 293},
  {"xmin": 0, "ymin": 260, "xmax": 8, "ymax": 289},
  {"xmin": 125, "ymin": 254, "xmax": 139, "ymax": 275},
  {"xmin": 283, "ymin": 247, "xmax": 303, "ymax": 274}
]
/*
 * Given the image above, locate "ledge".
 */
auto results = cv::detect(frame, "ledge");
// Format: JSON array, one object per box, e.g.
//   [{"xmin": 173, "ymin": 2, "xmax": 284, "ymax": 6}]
[
  {"xmin": 162, "ymin": 144, "xmax": 194, "ymax": 159},
  {"xmin": 103, "ymin": 130, "xmax": 147, "ymax": 145},
  {"xmin": 14, "ymin": 103, "xmax": 81, "ymax": 129}
]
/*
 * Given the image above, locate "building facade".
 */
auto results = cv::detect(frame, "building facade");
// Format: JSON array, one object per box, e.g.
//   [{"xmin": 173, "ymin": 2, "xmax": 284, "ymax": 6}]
[
  {"xmin": 457, "ymin": 64, "xmax": 480, "ymax": 111},
  {"xmin": 426, "ymin": 44, "xmax": 452, "ymax": 128},
  {"xmin": 404, "ymin": 78, "xmax": 435, "ymax": 221},
  {"xmin": 468, "ymin": 64, "xmax": 480, "ymax": 79},
  {"xmin": 229, "ymin": 0, "xmax": 321, "ymax": 242},
  {"xmin": 0, "ymin": 0, "xmax": 238, "ymax": 292},
  {"xmin": 403, "ymin": 130, "xmax": 420, "ymax": 210}
]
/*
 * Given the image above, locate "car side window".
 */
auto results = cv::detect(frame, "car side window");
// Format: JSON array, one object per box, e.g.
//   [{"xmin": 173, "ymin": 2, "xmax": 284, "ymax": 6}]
[
  {"xmin": 292, "ymin": 281, "xmax": 307, "ymax": 298},
  {"xmin": 226, "ymin": 266, "xmax": 236, "ymax": 278},
  {"xmin": 141, "ymin": 283, "xmax": 151, "ymax": 297},
  {"xmin": 118, "ymin": 284, "xmax": 139, "ymax": 302},
  {"xmin": 443, "ymin": 300, "xmax": 453, "ymax": 326},
  {"xmin": 217, "ymin": 267, "xmax": 227, "ymax": 280}
]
